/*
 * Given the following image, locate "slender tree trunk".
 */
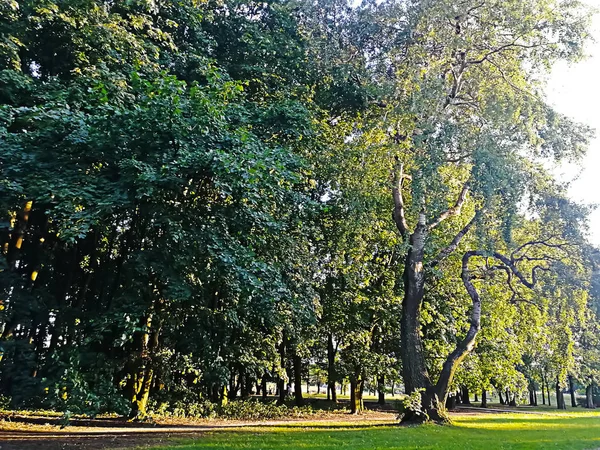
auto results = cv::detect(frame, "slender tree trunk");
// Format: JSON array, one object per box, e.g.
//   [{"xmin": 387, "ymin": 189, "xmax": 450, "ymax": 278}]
[
  {"xmin": 293, "ymin": 352, "xmax": 303, "ymax": 406},
  {"xmin": 498, "ymin": 390, "xmax": 505, "ymax": 405},
  {"xmin": 474, "ymin": 392, "xmax": 478, "ymax": 402},
  {"xmin": 533, "ymin": 388, "xmax": 538, "ymax": 406},
  {"xmin": 481, "ymin": 389, "xmax": 487, "ymax": 408},
  {"xmin": 261, "ymin": 371, "xmax": 268, "ymax": 400},
  {"xmin": 278, "ymin": 336, "xmax": 286, "ymax": 405},
  {"xmin": 568, "ymin": 375, "xmax": 577, "ymax": 408},
  {"xmin": 547, "ymin": 377, "xmax": 552, "ymax": 407},
  {"xmin": 541, "ymin": 380, "xmax": 546, "ymax": 405},
  {"xmin": 586, "ymin": 380, "xmax": 595, "ymax": 409},
  {"xmin": 556, "ymin": 377, "xmax": 566, "ymax": 410},
  {"xmin": 327, "ymin": 333, "xmax": 337, "ymax": 403},
  {"xmin": 377, "ymin": 376, "xmax": 385, "ymax": 405}
]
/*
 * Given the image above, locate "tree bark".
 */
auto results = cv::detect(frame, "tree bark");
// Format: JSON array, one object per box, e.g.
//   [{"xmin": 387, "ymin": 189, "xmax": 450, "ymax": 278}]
[
  {"xmin": 350, "ymin": 377, "xmax": 364, "ymax": 414},
  {"xmin": 461, "ymin": 386, "xmax": 471, "ymax": 405},
  {"xmin": 568, "ymin": 375, "xmax": 577, "ymax": 408},
  {"xmin": 293, "ymin": 351, "xmax": 303, "ymax": 406},
  {"xmin": 498, "ymin": 390, "xmax": 505, "ymax": 405},
  {"xmin": 586, "ymin": 380, "xmax": 595, "ymax": 409},
  {"xmin": 377, "ymin": 376, "xmax": 385, "ymax": 405},
  {"xmin": 541, "ymin": 378, "xmax": 546, "ymax": 405},
  {"xmin": 277, "ymin": 336, "xmax": 286, "ymax": 405},
  {"xmin": 399, "ymin": 215, "xmax": 431, "ymax": 398},
  {"xmin": 327, "ymin": 333, "xmax": 337, "ymax": 403},
  {"xmin": 481, "ymin": 389, "xmax": 487, "ymax": 408},
  {"xmin": 261, "ymin": 376, "xmax": 267, "ymax": 400},
  {"xmin": 556, "ymin": 377, "xmax": 566, "ymax": 410}
]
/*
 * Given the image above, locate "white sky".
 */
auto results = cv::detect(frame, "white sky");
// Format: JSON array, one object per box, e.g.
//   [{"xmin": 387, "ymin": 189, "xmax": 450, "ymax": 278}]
[{"xmin": 546, "ymin": 0, "xmax": 600, "ymax": 245}]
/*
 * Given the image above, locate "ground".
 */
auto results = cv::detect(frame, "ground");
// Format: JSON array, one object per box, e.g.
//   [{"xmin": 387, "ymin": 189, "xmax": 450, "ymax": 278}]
[{"xmin": 1, "ymin": 404, "xmax": 599, "ymax": 450}]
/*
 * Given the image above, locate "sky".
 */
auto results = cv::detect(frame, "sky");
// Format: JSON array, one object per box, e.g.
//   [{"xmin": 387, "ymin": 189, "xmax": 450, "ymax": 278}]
[{"xmin": 546, "ymin": 0, "xmax": 600, "ymax": 245}]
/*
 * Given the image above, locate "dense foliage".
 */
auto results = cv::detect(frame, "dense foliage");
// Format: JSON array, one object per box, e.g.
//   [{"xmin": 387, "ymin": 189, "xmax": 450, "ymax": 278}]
[{"xmin": 0, "ymin": 0, "xmax": 598, "ymax": 420}]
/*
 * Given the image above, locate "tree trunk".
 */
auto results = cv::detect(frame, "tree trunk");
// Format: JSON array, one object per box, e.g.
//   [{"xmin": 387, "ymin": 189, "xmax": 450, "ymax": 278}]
[
  {"xmin": 556, "ymin": 377, "xmax": 566, "ymax": 410},
  {"xmin": 541, "ymin": 379, "xmax": 546, "ymax": 405},
  {"xmin": 350, "ymin": 377, "xmax": 364, "ymax": 414},
  {"xmin": 445, "ymin": 393, "xmax": 457, "ymax": 410},
  {"xmin": 377, "ymin": 376, "xmax": 385, "ymax": 405},
  {"xmin": 586, "ymin": 381, "xmax": 595, "ymax": 409},
  {"xmin": 461, "ymin": 386, "xmax": 471, "ymax": 405},
  {"xmin": 261, "ymin": 374, "xmax": 267, "ymax": 400},
  {"xmin": 568, "ymin": 375, "xmax": 577, "ymax": 408},
  {"xmin": 129, "ymin": 367, "xmax": 154, "ymax": 419},
  {"xmin": 547, "ymin": 377, "xmax": 552, "ymax": 407},
  {"xmin": 498, "ymin": 390, "xmax": 505, "ymax": 405},
  {"xmin": 481, "ymin": 389, "xmax": 487, "ymax": 408},
  {"xmin": 327, "ymin": 333, "xmax": 337, "ymax": 403},
  {"xmin": 474, "ymin": 392, "xmax": 478, "ymax": 402},
  {"xmin": 533, "ymin": 388, "xmax": 538, "ymax": 406},
  {"xmin": 278, "ymin": 337, "xmax": 286, "ymax": 405},
  {"xmin": 529, "ymin": 389, "xmax": 535, "ymax": 406},
  {"xmin": 293, "ymin": 352, "xmax": 303, "ymax": 406},
  {"xmin": 399, "ymin": 216, "xmax": 433, "ymax": 400}
]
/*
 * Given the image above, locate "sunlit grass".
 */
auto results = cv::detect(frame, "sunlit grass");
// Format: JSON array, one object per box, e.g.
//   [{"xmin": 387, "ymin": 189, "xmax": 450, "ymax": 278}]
[{"xmin": 148, "ymin": 411, "xmax": 600, "ymax": 450}]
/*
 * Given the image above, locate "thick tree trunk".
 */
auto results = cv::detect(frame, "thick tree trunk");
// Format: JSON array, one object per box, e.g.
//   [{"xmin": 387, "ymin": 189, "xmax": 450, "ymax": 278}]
[
  {"xmin": 534, "ymin": 389, "xmax": 538, "ymax": 406},
  {"xmin": 327, "ymin": 333, "xmax": 337, "ymax": 403},
  {"xmin": 399, "ymin": 219, "xmax": 431, "ymax": 395},
  {"xmin": 350, "ymin": 377, "xmax": 364, "ymax": 414},
  {"xmin": 529, "ymin": 389, "xmax": 535, "ymax": 406},
  {"xmin": 586, "ymin": 381, "xmax": 595, "ymax": 409},
  {"xmin": 377, "ymin": 376, "xmax": 385, "ymax": 405},
  {"xmin": 461, "ymin": 386, "xmax": 471, "ymax": 405},
  {"xmin": 480, "ymin": 389, "xmax": 487, "ymax": 408},
  {"xmin": 568, "ymin": 375, "xmax": 577, "ymax": 408},
  {"xmin": 445, "ymin": 393, "xmax": 457, "ymax": 410}
]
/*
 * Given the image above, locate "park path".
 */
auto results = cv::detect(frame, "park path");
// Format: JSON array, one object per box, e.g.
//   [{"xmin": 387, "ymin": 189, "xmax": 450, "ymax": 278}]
[
  {"xmin": 0, "ymin": 411, "xmax": 397, "ymax": 450},
  {"xmin": 0, "ymin": 406, "xmax": 549, "ymax": 449}
]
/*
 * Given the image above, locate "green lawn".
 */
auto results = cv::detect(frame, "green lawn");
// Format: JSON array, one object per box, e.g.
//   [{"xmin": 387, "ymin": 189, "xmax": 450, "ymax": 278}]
[{"xmin": 149, "ymin": 411, "xmax": 600, "ymax": 450}]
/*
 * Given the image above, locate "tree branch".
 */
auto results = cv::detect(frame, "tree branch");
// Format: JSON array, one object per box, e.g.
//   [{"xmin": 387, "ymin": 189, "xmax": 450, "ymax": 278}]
[
  {"xmin": 435, "ymin": 248, "xmax": 549, "ymax": 400},
  {"xmin": 427, "ymin": 211, "xmax": 478, "ymax": 269},
  {"xmin": 428, "ymin": 182, "xmax": 470, "ymax": 231},
  {"xmin": 392, "ymin": 162, "xmax": 409, "ymax": 238}
]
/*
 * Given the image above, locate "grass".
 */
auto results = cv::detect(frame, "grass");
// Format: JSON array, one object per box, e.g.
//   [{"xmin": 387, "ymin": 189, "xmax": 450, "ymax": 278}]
[{"xmin": 147, "ymin": 410, "xmax": 600, "ymax": 450}]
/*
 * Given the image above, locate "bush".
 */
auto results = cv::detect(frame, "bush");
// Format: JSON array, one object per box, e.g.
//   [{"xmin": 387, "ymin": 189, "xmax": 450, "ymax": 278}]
[{"xmin": 149, "ymin": 398, "xmax": 318, "ymax": 420}]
